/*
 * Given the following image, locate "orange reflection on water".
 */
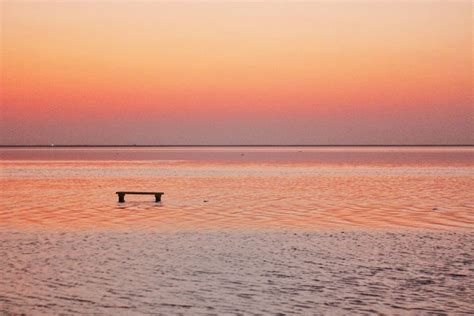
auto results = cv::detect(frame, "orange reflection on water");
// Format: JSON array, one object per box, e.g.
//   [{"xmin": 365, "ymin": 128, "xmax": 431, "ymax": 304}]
[{"xmin": 1, "ymin": 149, "xmax": 473, "ymax": 231}]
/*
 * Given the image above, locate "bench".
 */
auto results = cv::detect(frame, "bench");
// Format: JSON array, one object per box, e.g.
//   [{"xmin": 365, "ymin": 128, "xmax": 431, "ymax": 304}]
[{"xmin": 116, "ymin": 191, "xmax": 164, "ymax": 203}]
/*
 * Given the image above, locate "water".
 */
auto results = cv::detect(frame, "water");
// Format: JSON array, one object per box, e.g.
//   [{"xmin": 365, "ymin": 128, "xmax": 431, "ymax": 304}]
[
  {"xmin": 1, "ymin": 147, "xmax": 473, "ymax": 314},
  {"xmin": 1, "ymin": 147, "xmax": 473, "ymax": 230}
]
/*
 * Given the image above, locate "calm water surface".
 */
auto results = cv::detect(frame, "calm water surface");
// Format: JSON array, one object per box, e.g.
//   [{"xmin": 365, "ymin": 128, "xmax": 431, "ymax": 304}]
[{"xmin": 0, "ymin": 147, "xmax": 473, "ymax": 314}]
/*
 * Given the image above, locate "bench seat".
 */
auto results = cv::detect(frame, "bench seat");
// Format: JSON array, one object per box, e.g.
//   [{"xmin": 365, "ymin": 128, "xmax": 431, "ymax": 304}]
[{"xmin": 116, "ymin": 191, "xmax": 164, "ymax": 203}]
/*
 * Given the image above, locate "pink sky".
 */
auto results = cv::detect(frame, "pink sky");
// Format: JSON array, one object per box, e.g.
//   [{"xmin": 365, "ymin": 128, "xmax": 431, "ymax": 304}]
[{"xmin": 1, "ymin": 1, "xmax": 472, "ymax": 145}]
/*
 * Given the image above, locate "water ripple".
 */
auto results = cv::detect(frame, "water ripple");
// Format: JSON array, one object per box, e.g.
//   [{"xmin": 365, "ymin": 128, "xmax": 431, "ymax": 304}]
[
  {"xmin": 1, "ymin": 160, "xmax": 473, "ymax": 231},
  {"xmin": 3, "ymin": 230, "xmax": 472, "ymax": 314}
]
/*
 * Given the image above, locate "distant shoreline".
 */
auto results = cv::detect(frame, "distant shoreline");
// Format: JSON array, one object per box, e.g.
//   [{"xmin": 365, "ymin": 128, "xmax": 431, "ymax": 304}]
[{"xmin": 1, "ymin": 144, "xmax": 473, "ymax": 148}]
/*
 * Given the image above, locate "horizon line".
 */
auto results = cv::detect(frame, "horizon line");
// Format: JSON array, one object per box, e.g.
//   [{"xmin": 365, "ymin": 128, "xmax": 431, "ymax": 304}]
[{"xmin": 1, "ymin": 144, "xmax": 473, "ymax": 148}]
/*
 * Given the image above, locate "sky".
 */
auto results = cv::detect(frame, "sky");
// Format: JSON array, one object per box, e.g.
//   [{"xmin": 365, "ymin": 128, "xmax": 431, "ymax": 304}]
[{"xmin": 1, "ymin": 1, "xmax": 472, "ymax": 145}]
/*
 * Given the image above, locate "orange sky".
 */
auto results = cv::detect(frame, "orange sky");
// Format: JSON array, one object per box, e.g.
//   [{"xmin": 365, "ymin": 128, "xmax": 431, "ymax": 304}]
[{"xmin": 1, "ymin": 1, "xmax": 472, "ymax": 145}]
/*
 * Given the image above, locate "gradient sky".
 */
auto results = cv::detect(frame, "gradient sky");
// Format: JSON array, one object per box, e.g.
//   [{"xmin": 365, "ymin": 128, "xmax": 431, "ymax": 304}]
[{"xmin": 1, "ymin": 1, "xmax": 472, "ymax": 145}]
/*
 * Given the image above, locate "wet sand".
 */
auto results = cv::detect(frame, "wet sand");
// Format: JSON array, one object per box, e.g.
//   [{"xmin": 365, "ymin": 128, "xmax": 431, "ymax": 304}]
[{"xmin": 1, "ymin": 229, "xmax": 473, "ymax": 315}]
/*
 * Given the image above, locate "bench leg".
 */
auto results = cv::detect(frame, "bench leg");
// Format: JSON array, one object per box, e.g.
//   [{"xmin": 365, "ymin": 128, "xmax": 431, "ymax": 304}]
[
  {"xmin": 118, "ymin": 193, "xmax": 125, "ymax": 203},
  {"xmin": 155, "ymin": 194, "xmax": 161, "ymax": 202}
]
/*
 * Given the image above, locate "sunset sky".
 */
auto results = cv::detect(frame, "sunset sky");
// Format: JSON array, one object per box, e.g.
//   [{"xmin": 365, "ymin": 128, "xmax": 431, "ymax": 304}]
[{"xmin": 1, "ymin": 1, "xmax": 472, "ymax": 145}]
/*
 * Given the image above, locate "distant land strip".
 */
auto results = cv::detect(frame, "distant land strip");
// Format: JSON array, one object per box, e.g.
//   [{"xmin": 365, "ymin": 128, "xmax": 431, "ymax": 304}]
[{"xmin": 1, "ymin": 144, "xmax": 473, "ymax": 148}]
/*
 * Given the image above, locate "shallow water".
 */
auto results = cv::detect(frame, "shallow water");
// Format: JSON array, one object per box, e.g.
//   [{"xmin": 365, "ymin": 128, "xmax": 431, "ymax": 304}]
[
  {"xmin": 0, "ymin": 147, "xmax": 473, "ymax": 314},
  {"xmin": 1, "ymin": 147, "xmax": 473, "ymax": 230},
  {"xmin": 1, "ymin": 230, "xmax": 473, "ymax": 315}
]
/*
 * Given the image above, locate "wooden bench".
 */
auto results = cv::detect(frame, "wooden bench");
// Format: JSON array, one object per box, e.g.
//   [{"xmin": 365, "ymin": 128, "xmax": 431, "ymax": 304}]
[{"xmin": 116, "ymin": 191, "xmax": 164, "ymax": 203}]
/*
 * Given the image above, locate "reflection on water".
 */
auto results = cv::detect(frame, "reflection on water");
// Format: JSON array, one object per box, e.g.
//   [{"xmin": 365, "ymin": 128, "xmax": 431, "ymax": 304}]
[
  {"xmin": 1, "ymin": 230, "xmax": 473, "ymax": 314},
  {"xmin": 0, "ymin": 147, "xmax": 473, "ymax": 230},
  {"xmin": 1, "ymin": 146, "xmax": 473, "ymax": 166},
  {"xmin": 0, "ymin": 147, "xmax": 473, "ymax": 314}
]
